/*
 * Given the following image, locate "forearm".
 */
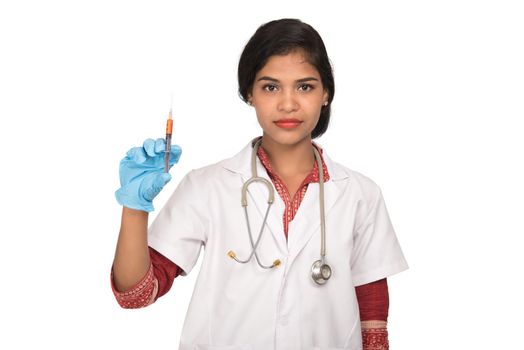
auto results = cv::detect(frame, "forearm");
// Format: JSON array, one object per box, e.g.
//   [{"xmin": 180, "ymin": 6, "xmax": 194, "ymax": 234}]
[{"xmin": 112, "ymin": 207, "xmax": 151, "ymax": 291}]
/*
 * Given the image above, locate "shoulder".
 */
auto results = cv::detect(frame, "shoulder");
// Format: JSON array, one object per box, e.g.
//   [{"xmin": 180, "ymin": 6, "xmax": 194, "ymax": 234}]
[
  {"xmin": 324, "ymin": 151, "xmax": 382, "ymax": 202},
  {"xmin": 328, "ymin": 160, "xmax": 387, "ymax": 227},
  {"xmin": 186, "ymin": 156, "xmax": 238, "ymax": 179},
  {"xmin": 343, "ymin": 164, "xmax": 381, "ymax": 194},
  {"xmin": 316, "ymin": 141, "xmax": 382, "ymax": 198},
  {"xmin": 185, "ymin": 160, "xmax": 225, "ymax": 180},
  {"xmin": 178, "ymin": 152, "xmax": 243, "ymax": 191},
  {"xmin": 182, "ymin": 140, "xmax": 253, "ymax": 184}
]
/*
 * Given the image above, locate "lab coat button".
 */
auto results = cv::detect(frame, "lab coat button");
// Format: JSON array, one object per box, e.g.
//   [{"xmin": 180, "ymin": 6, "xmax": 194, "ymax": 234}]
[{"xmin": 279, "ymin": 316, "xmax": 288, "ymax": 325}]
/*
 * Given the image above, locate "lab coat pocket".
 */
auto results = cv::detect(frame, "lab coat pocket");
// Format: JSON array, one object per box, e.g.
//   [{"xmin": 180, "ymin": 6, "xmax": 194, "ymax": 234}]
[{"xmin": 194, "ymin": 345, "xmax": 252, "ymax": 350}]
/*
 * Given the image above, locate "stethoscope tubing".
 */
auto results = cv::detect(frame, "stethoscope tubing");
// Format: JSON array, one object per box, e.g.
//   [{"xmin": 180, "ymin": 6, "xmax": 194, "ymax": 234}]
[{"xmin": 230, "ymin": 138, "xmax": 331, "ymax": 284}]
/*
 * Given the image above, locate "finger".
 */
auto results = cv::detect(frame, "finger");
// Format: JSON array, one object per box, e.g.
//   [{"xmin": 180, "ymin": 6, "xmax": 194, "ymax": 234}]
[
  {"xmin": 143, "ymin": 138, "xmax": 156, "ymax": 157},
  {"xmin": 126, "ymin": 146, "xmax": 147, "ymax": 164},
  {"xmin": 169, "ymin": 145, "xmax": 183, "ymax": 167},
  {"xmin": 154, "ymin": 138, "xmax": 166, "ymax": 154}
]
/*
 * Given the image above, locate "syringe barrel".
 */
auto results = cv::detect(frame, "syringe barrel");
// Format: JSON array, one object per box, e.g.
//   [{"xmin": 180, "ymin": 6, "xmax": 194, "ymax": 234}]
[{"xmin": 164, "ymin": 134, "xmax": 172, "ymax": 172}]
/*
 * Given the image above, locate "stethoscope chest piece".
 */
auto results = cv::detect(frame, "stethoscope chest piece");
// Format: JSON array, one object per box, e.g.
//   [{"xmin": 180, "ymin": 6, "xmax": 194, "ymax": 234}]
[{"xmin": 311, "ymin": 259, "xmax": 332, "ymax": 285}]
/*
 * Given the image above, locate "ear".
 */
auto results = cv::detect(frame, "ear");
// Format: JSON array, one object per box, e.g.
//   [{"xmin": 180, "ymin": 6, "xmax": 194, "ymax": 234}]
[{"xmin": 322, "ymin": 90, "xmax": 329, "ymax": 105}]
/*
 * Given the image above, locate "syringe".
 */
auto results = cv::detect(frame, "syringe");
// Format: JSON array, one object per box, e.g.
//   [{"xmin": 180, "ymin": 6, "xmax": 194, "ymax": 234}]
[{"xmin": 164, "ymin": 107, "xmax": 173, "ymax": 173}]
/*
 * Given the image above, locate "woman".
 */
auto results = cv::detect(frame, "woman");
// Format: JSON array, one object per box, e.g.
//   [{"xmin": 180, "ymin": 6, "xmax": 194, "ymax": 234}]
[{"xmin": 112, "ymin": 18, "xmax": 408, "ymax": 350}]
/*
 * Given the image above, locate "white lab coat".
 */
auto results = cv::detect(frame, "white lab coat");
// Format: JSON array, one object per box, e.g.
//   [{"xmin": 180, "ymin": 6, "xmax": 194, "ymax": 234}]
[{"xmin": 148, "ymin": 139, "xmax": 408, "ymax": 350}]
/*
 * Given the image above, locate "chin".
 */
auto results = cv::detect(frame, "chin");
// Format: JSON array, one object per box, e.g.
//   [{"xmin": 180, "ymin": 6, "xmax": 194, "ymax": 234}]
[{"xmin": 263, "ymin": 132, "xmax": 312, "ymax": 147}]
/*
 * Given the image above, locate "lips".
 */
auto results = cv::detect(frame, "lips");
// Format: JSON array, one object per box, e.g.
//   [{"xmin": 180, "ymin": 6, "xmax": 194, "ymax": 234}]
[{"xmin": 274, "ymin": 118, "xmax": 302, "ymax": 129}]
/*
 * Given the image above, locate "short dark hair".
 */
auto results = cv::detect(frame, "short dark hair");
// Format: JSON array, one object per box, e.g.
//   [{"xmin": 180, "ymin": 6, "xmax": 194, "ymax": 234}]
[{"xmin": 238, "ymin": 18, "xmax": 335, "ymax": 139}]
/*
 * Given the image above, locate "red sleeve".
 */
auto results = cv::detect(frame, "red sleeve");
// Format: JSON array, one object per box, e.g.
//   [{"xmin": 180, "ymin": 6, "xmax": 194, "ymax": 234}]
[
  {"xmin": 355, "ymin": 278, "xmax": 389, "ymax": 321},
  {"xmin": 110, "ymin": 247, "xmax": 182, "ymax": 309},
  {"xmin": 356, "ymin": 279, "xmax": 390, "ymax": 349},
  {"xmin": 111, "ymin": 262, "xmax": 158, "ymax": 309},
  {"xmin": 148, "ymin": 246, "xmax": 182, "ymax": 301}
]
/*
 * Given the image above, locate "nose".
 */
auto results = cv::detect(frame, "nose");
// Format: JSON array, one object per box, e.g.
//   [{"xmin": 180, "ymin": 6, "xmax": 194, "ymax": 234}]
[{"xmin": 277, "ymin": 90, "xmax": 299, "ymax": 113}]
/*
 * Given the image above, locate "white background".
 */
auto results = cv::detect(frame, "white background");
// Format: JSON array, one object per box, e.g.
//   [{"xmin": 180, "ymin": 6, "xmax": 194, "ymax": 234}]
[{"xmin": 1, "ymin": 0, "xmax": 523, "ymax": 349}]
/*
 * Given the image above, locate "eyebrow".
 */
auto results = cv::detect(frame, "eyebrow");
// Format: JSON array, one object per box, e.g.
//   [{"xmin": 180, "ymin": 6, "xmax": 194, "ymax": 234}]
[{"xmin": 256, "ymin": 76, "xmax": 319, "ymax": 83}]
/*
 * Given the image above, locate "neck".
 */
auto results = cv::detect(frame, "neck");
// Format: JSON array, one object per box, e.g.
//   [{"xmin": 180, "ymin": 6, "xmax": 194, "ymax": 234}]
[{"xmin": 260, "ymin": 135, "xmax": 315, "ymax": 178}]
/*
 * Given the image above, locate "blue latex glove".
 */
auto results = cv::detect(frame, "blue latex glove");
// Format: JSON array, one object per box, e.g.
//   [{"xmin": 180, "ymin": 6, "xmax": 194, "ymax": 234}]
[{"xmin": 115, "ymin": 138, "xmax": 182, "ymax": 212}]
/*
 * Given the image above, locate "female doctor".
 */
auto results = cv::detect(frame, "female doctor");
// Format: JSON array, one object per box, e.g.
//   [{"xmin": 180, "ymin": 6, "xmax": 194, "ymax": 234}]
[{"xmin": 111, "ymin": 18, "xmax": 408, "ymax": 350}]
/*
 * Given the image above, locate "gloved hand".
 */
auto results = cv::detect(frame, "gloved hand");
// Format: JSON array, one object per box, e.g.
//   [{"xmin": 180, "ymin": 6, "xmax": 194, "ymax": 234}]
[{"xmin": 115, "ymin": 138, "xmax": 182, "ymax": 212}]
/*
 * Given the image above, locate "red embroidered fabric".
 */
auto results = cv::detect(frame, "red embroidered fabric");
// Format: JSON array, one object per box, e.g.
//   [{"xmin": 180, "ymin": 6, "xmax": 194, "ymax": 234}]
[
  {"xmin": 362, "ymin": 328, "xmax": 389, "ymax": 350},
  {"xmin": 110, "ymin": 247, "xmax": 181, "ymax": 308},
  {"xmin": 256, "ymin": 142, "xmax": 330, "ymax": 239},
  {"xmin": 110, "ymin": 261, "xmax": 158, "ymax": 309}
]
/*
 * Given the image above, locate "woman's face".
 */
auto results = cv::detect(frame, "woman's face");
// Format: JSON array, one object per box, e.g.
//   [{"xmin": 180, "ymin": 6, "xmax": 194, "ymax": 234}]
[{"xmin": 248, "ymin": 50, "xmax": 329, "ymax": 148}]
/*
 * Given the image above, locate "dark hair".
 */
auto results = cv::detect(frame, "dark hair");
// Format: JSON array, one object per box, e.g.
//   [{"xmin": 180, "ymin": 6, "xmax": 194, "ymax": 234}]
[{"xmin": 238, "ymin": 18, "xmax": 335, "ymax": 139}]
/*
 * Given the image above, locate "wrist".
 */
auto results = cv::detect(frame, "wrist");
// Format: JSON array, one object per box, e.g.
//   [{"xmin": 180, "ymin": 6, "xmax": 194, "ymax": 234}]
[
  {"xmin": 123, "ymin": 206, "xmax": 150, "ymax": 217},
  {"xmin": 361, "ymin": 320, "xmax": 387, "ymax": 329}
]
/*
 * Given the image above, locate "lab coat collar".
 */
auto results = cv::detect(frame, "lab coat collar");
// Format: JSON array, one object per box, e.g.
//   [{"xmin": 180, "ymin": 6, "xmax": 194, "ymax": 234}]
[
  {"xmin": 222, "ymin": 137, "xmax": 349, "ymax": 182},
  {"xmin": 221, "ymin": 138, "xmax": 350, "ymax": 261}
]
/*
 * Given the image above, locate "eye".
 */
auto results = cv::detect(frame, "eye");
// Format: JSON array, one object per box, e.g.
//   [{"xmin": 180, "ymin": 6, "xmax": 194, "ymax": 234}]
[
  {"xmin": 263, "ymin": 84, "xmax": 279, "ymax": 92},
  {"xmin": 298, "ymin": 83, "xmax": 314, "ymax": 92}
]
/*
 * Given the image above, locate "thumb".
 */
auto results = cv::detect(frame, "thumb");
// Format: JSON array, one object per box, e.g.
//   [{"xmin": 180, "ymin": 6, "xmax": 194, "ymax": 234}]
[{"xmin": 154, "ymin": 172, "xmax": 172, "ymax": 188}]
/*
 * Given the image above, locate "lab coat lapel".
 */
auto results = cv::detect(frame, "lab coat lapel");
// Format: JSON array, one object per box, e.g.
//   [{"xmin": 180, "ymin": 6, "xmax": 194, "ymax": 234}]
[
  {"xmin": 287, "ymin": 152, "xmax": 349, "ymax": 264},
  {"xmin": 222, "ymin": 139, "xmax": 288, "ymax": 255}
]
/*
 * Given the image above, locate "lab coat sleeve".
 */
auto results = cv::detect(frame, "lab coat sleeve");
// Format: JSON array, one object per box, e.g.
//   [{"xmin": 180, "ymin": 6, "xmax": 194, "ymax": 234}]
[
  {"xmin": 148, "ymin": 170, "xmax": 208, "ymax": 277},
  {"xmin": 351, "ymin": 187, "xmax": 408, "ymax": 286}
]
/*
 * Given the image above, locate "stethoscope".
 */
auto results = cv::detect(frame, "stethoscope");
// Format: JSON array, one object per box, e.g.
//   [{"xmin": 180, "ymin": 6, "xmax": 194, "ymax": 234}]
[{"xmin": 227, "ymin": 138, "xmax": 332, "ymax": 285}]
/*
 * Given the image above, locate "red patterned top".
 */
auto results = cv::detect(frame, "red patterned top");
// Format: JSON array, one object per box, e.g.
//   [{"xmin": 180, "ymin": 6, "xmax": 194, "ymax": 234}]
[{"xmin": 256, "ymin": 142, "xmax": 330, "ymax": 238}]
